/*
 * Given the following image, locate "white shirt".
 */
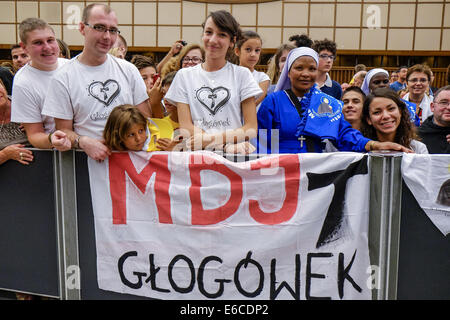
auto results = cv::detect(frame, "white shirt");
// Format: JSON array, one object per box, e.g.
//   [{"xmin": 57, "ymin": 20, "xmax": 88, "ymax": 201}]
[
  {"xmin": 410, "ymin": 139, "xmax": 429, "ymax": 154},
  {"xmin": 252, "ymin": 70, "xmax": 270, "ymax": 90},
  {"xmin": 42, "ymin": 54, "xmax": 148, "ymax": 139},
  {"xmin": 318, "ymin": 73, "xmax": 333, "ymax": 88},
  {"xmin": 403, "ymin": 92, "xmax": 433, "ymax": 122},
  {"xmin": 165, "ymin": 62, "xmax": 262, "ymax": 133},
  {"xmin": 11, "ymin": 58, "xmax": 68, "ymax": 133},
  {"xmin": 252, "ymin": 69, "xmax": 270, "ymax": 111}
]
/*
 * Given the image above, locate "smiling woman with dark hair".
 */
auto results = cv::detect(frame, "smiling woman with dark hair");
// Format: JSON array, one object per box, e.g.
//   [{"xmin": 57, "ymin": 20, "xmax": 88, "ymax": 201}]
[{"xmin": 360, "ymin": 88, "xmax": 428, "ymax": 154}]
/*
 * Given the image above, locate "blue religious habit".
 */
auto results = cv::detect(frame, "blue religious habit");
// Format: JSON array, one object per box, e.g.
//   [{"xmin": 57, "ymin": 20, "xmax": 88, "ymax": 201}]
[{"xmin": 257, "ymin": 84, "xmax": 370, "ymax": 154}]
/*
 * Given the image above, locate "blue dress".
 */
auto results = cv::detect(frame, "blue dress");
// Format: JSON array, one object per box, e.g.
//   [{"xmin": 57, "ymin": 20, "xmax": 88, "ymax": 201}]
[{"xmin": 257, "ymin": 85, "xmax": 370, "ymax": 154}]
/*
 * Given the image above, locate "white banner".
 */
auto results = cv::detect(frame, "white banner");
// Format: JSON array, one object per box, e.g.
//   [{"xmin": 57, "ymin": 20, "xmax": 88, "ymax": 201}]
[
  {"xmin": 401, "ymin": 154, "xmax": 450, "ymax": 236},
  {"xmin": 87, "ymin": 151, "xmax": 372, "ymax": 300}
]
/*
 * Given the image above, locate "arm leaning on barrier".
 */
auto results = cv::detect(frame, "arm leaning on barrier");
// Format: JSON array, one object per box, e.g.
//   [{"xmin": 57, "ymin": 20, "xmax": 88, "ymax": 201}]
[
  {"xmin": 0, "ymin": 143, "xmax": 33, "ymax": 165},
  {"xmin": 55, "ymin": 118, "xmax": 111, "ymax": 161},
  {"xmin": 365, "ymin": 140, "xmax": 414, "ymax": 153},
  {"xmin": 77, "ymin": 135, "xmax": 111, "ymax": 161},
  {"xmin": 49, "ymin": 130, "xmax": 72, "ymax": 151},
  {"xmin": 22, "ymin": 123, "xmax": 71, "ymax": 151}
]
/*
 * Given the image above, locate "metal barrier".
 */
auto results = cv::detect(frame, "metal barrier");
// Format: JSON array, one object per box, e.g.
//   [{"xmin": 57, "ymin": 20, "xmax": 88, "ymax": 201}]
[
  {"xmin": 368, "ymin": 152, "xmax": 403, "ymax": 300},
  {"xmin": 0, "ymin": 149, "xmax": 448, "ymax": 300}
]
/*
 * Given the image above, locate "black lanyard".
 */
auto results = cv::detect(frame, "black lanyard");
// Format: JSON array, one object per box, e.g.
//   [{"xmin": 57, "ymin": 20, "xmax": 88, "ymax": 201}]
[
  {"xmin": 284, "ymin": 89, "xmax": 304, "ymax": 118},
  {"xmin": 284, "ymin": 89, "xmax": 317, "ymax": 152}
]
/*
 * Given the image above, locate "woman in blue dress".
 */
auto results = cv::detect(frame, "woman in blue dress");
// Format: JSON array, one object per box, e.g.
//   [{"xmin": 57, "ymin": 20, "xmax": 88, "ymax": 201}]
[{"xmin": 256, "ymin": 47, "xmax": 412, "ymax": 154}]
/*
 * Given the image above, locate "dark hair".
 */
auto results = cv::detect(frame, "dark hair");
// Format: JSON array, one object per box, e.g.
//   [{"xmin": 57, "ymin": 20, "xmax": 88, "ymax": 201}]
[
  {"xmin": 268, "ymin": 43, "xmax": 295, "ymax": 83},
  {"xmin": 57, "ymin": 39, "xmax": 71, "ymax": 59},
  {"xmin": 361, "ymin": 88, "xmax": 417, "ymax": 148},
  {"xmin": 202, "ymin": 10, "xmax": 242, "ymax": 43},
  {"xmin": 397, "ymin": 66, "xmax": 408, "ymax": 72},
  {"xmin": 0, "ymin": 67, "xmax": 13, "ymax": 95},
  {"xmin": 235, "ymin": 30, "xmax": 262, "ymax": 65},
  {"xmin": 236, "ymin": 30, "xmax": 261, "ymax": 49},
  {"xmin": 433, "ymin": 85, "xmax": 450, "ymax": 102},
  {"xmin": 130, "ymin": 54, "xmax": 156, "ymax": 71},
  {"xmin": 312, "ymin": 39, "xmax": 337, "ymax": 56},
  {"xmin": 202, "ymin": 10, "xmax": 242, "ymax": 62},
  {"xmin": 10, "ymin": 44, "xmax": 21, "ymax": 51},
  {"xmin": 288, "ymin": 34, "xmax": 312, "ymax": 48},
  {"xmin": 162, "ymin": 71, "xmax": 177, "ymax": 87},
  {"xmin": 103, "ymin": 105, "xmax": 147, "ymax": 151},
  {"xmin": 343, "ymin": 86, "xmax": 366, "ymax": 100}
]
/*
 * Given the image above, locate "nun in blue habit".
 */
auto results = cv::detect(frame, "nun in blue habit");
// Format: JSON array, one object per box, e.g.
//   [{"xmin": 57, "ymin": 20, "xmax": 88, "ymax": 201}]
[{"xmin": 256, "ymin": 47, "xmax": 412, "ymax": 154}]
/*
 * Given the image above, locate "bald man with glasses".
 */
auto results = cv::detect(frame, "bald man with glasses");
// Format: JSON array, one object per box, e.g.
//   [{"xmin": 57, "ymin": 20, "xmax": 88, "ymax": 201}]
[{"xmin": 42, "ymin": 3, "xmax": 158, "ymax": 161}]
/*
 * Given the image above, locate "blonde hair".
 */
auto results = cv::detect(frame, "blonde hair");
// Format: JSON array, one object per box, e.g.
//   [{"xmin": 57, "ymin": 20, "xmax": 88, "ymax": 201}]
[
  {"xmin": 103, "ymin": 105, "xmax": 147, "ymax": 151},
  {"xmin": 161, "ymin": 44, "xmax": 205, "ymax": 79},
  {"xmin": 109, "ymin": 47, "xmax": 124, "ymax": 59}
]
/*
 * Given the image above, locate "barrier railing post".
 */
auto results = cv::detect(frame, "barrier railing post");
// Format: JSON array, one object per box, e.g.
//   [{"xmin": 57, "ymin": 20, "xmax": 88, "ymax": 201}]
[
  {"xmin": 368, "ymin": 152, "xmax": 403, "ymax": 300},
  {"xmin": 55, "ymin": 150, "xmax": 81, "ymax": 300}
]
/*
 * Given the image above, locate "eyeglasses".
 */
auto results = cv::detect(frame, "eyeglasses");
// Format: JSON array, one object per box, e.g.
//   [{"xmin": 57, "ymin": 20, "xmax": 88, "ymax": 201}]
[
  {"xmin": 319, "ymin": 54, "xmax": 335, "ymax": 61},
  {"xmin": 182, "ymin": 56, "xmax": 203, "ymax": 64},
  {"xmin": 407, "ymin": 78, "xmax": 428, "ymax": 84},
  {"xmin": 435, "ymin": 100, "xmax": 450, "ymax": 107},
  {"xmin": 84, "ymin": 23, "xmax": 120, "ymax": 35}
]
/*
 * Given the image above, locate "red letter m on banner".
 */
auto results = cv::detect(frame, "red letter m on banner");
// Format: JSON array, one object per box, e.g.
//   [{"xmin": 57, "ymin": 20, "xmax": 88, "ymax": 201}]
[{"xmin": 109, "ymin": 153, "xmax": 172, "ymax": 225}]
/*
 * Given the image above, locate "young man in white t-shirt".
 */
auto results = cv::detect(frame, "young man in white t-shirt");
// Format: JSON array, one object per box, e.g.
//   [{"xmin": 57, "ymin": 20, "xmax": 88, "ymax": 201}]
[
  {"xmin": 42, "ymin": 3, "xmax": 151, "ymax": 160},
  {"xmin": 11, "ymin": 17, "xmax": 71, "ymax": 151}
]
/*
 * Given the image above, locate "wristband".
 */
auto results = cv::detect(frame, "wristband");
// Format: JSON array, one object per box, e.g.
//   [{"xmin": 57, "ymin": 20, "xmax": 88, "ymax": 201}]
[
  {"xmin": 73, "ymin": 135, "xmax": 81, "ymax": 149},
  {"xmin": 48, "ymin": 132, "xmax": 53, "ymax": 146}
]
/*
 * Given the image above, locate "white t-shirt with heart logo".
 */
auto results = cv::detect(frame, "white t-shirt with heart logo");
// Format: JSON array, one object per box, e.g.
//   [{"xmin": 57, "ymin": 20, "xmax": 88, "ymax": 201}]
[
  {"xmin": 165, "ymin": 62, "xmax": 262, "ymax": 134},
  {"xmin": 42, "ymin": 54, "xmax": 148, "ymax": 139}
]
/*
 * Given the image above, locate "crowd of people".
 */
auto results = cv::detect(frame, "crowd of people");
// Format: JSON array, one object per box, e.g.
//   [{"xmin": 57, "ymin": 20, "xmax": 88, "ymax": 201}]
[
  {"xmin": 0, "ymin": 2, "xmax": 449, "ymax": 301},
  {"xmin": 1, "ymin": 2, "xmax": 449, "ymax": 171}
]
